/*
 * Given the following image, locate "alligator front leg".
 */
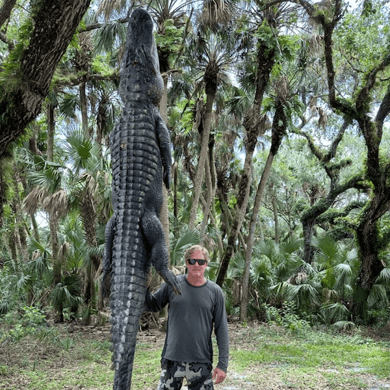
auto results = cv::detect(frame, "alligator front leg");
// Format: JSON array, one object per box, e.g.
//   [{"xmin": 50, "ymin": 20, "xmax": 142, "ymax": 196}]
[
  {"xmin": 155, "ymin": 113, "xmax": 171, "ymax": 189},
  {"xmin": 102, "ymin": 212, "xmax": 117, "ymax": 294},
  {"xmin": 142, "ymin": 210, "xmax": 181, "ymax": 295}
]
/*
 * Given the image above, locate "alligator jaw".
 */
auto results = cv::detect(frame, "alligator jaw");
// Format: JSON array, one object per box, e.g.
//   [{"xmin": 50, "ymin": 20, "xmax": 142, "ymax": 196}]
[{"xmin": 122, "ymin": 9, "xmax": 160, "ymax": 76}]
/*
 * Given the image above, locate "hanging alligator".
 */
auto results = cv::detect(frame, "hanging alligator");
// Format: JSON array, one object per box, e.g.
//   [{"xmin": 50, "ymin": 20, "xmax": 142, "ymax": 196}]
[{"xmin": 102, "ymin": 8, "xmax": 182, "ymax": 390}]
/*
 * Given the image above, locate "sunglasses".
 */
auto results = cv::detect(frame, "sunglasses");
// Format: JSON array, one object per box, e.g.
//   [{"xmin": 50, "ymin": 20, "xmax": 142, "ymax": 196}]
[{"xmin": 187, "ymin": 258, "xmax": 207, "ymax": 266}]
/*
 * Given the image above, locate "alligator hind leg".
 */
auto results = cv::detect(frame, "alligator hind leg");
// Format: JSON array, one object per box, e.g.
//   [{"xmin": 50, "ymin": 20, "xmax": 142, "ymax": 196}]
[{"xmin": 141, "ymin": 210, "xmax": 181, "ymax": 295}]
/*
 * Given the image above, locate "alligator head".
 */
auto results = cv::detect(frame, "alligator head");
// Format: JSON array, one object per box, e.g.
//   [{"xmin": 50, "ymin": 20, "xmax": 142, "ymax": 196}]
[{"xmin": 119, "ymin": 8, "xmax": 163, "ymax": 106}]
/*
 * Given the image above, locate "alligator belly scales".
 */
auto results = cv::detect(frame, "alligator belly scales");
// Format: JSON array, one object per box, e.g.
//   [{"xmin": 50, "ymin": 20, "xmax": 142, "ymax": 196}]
[{"xmin": 102, "ymin": 9, "xmax": 181, "ymax": 390}]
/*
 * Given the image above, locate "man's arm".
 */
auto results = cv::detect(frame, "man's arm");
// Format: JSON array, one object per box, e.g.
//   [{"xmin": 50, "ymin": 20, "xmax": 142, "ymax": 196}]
[
  {"xmin": 213, "ymin": 288, "xmax": 229, "ymax": 374},
  {"xmin": 144, "ymin": 283, "xmax": 170, "ymax": 312}
]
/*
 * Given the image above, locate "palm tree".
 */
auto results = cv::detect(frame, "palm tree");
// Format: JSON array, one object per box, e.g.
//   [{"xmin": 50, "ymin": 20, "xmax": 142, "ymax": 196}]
[
  {"xmin": 24, "ymin": 178, "xmax": 69, "ymax": 321},
  {"xmin": 185, "ymin": 31, "xmax": 234, "ymax": 229},
  {"xmin": 63, "ymin": 128, "xmax": 113, "ymax": 317}
]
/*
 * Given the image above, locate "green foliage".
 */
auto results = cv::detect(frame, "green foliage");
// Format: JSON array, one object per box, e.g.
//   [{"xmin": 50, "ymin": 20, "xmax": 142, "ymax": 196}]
[
  {"xmin": 155, "ymin": 19, "xmax": 184, "ymax": 58},
  {"xmin": 265, "ymin": 301, "xmax": 311, "ymax": 332},
  {"xmin": 169, "ymin": 226, "xmax": 201, "ymax": 266},
  {"xmin": 50, "ymin": 274, "xmax": 83, "ymax": 314},
  {"xmin": 1, "ymin": 306, "xmax": 47, "ymax": 342},
  {"xmin": 92, "ymin": 54, "xmax": 116, "ymax": 76},
  {"xmin": 335, "ymin": 10, "xmax": 389, "ymax": 76},
  {"xmin": 1, "ymin": 0, "xmax": 390, "ymax": 332},
  {"xmin": 94, "ymin": 20, "xmax": 127, "ymax": 54}
]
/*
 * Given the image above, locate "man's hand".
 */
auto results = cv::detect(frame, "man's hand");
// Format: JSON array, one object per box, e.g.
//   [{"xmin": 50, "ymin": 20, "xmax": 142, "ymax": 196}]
[{"xmin": 212, "ymin": 367, "xmax": 226, "ymax": 385}]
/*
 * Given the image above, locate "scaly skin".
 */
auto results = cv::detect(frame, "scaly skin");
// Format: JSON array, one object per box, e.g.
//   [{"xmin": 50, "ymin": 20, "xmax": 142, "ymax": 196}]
[{"xmin": 102, "ymin": 9, "xmax": 181, "ymax": 390}]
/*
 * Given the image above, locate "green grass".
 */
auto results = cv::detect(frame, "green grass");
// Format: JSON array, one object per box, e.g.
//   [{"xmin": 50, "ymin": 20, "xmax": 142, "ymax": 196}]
[{"xmin": 228, "ymin": 324, "xmax": 390, "ymax": 388}]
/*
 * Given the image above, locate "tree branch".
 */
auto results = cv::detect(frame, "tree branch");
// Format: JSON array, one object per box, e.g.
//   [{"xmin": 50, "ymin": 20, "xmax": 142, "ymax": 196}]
[
  {"xmin": 356, "ymin": 53, "xmax": 390, "ymax": 115},
  {"xmin": 53, "ymin": 71, "xmax": 120, "ymax": 88},
  {"xmin": 0, "ymin": 30, "xmax": 13, "ymax": 49},
  {"xmin": 324, "ymin": 117, "xmax": 351, "ymax": 162},
  {"xmin": 78, "ymin": 18, "xmax": 128, "ymax": 33},
  {"xmin": 0, "ymin": 0, "xmax": 16, "ymax": 30},
  {"xmin": 375, "ymin": 84, "xmax": 390, "ymax": 140}
]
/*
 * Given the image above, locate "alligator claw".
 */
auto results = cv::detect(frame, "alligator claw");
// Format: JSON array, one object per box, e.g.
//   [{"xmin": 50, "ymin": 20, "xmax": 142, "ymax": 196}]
[{"xmin": 157, "ymin": 269, "xmax": 182, "ymax": 295}]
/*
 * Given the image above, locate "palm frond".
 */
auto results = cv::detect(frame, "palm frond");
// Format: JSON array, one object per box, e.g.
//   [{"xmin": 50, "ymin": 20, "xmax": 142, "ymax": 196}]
[
  {"xmin": 368, "ymin": 284, "xmax": 389, "ymax": 308},
  {"xmin": 291, "ymin": 281, "xmax": 321, "ymax": 307},
  {"xmin": 23, "ymin": 186, "xmax": 48, "ymax": 214},
  {"xmin": 321, "ymin": 302, "xmax": 350, "ymax": 323},
  {"xmin": 16, "ymin": 273, "xmax": 31, "ymax": 291},
  {"xmin": 97, "ymin": 0, "xmax": 128, "ymax": 21},
  {"xmin": 226, "ymin": 252, "xmax": 245, "ymax": 280},
  {"xmin": 59, "ymin": 93, "xmax": 79, "ymax": 118},
  {"xmin": 94, "ymin": 19, "xmax": 127, "ymax": 54},
  {"xmin": 27, "ymin": 160, "xmax": 64, "ymax": 193},
  {"xmin": 332, "ymin": 320, "xmax": 356, "ymax": 331},
  {"xmin": 270, "ymin": 281, "xmax": 292, "ymax": 302},
  {"xmin": 376, "ymin": 267, "xmax": 390, "ymax": 286},
  {"xmin": 333, "ymin": 262, "xmax": 352, "ymax": 291},
  {"xmin": 42, "ymin": 189, "xmax": 69, "ymax": 218},
  {"xmin": 312, "ymin": 234, "xmax": 339, "ymax": 265},
  {"xmin": 170, "ymin": 228, "xmax": 201, "ymax": 266},
  {"xmin": 28, "ymin": 254, "xmax": 50, "ymax": 277},
  {"xmin": 64, "ymin": 129, "xmax": 94, "ymax": 175},
  {"xmin": 50, "ymin": 275, "xmax": 82, "ymax": 310},
  {"xmin": 280, "ymin": 236, "xmax": 303, "ymax": 255},
  {"xmin": 250, "ymin": 256, "xmax": 273, "ymax": 287}
]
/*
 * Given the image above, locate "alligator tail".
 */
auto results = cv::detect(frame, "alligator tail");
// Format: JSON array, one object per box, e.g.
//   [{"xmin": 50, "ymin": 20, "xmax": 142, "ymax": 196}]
[{"xmin": 111, "ymin": 269, "xmax": 147, "ymax": 390}]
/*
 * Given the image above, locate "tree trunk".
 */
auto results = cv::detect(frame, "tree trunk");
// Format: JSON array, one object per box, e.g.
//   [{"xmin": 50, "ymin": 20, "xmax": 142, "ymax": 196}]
[
  {"xmin": 355, "ymin": 191, "xmax": 389, "ymax": 292},
  {"xmin": 188, "ymin": 87, "xmax": 216, "ymax": 230},
  {"xmin": 0, "ymin": 158, "xmax": 7, "ymax": 228},
  {"xmin": 8, "ymin": 232, "xmax": 17, "ymax": 260},
  {"xmin": 50, "ymin": 213, "xmax": 63, "ymax": 322},
  {"xmin": 80, "ymin": 82, "xmax": 89, "ymax": 136},
  {"xmin": 0, "ymin": 0, "xmax": 91, "ymax": 158},
  {"xmin": 241, "ymin": 99, "xmax": 287, "ymax": 322},
  {"xmin": 216, "ymin": 37, "xmax": 276, "ymax": 288},
  {"xmin": 302, "ymin": 219, "xmax": 315, "ymax": 263},
  {"xmin": 80, "ymin": 189, "xmax": 100, "ymax": 306},
  {"xmin": 173, "ymin": 162, "xmax": 178, "ymax": 219},
  {"xmin": 272, "ymin": 191, "xmax": 279, "ymax": 244},
  {"xmin": 12, "ymin": 168, "xmax": 29, "ymax": 262},
  {"xmin": 158, "ymin": 75, "xmax": 171, "ymax": 253},
  {"xmin": 47, "ymin": 104, "xmax": 55, "ymax": 162},
  {"xmin": 200, "ymin": 155, "xmax": 214, "ymax": 237},
  {"xmin": 30, "ymin": 212, "xmax": 40, "ymax": 242}
]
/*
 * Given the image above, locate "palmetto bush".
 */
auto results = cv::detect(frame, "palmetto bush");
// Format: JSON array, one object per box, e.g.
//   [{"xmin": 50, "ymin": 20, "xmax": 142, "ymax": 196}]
[
  {"xmin": 235, "ymin": 233, "xmax": 389, "ymax": 326},
  {"xmin": 0, "ymin": 236, "xmax": 52, "ymax": 315},
  {"xmin": 0, "ymin": 257, "xmax": 27, "ymax": 315}
]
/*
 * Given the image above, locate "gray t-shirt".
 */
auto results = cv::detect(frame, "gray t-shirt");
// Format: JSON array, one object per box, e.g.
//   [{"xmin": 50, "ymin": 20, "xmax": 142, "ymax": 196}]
[{"xmin": 144, "ymin": 274, "xmax": 229, "ymax": 372}]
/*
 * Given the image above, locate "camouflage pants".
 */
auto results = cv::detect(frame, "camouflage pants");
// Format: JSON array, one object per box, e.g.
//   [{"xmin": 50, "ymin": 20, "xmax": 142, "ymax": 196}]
[{"xmin": 157, "ymin": 359, "xmax": 214, "ymax": 390}]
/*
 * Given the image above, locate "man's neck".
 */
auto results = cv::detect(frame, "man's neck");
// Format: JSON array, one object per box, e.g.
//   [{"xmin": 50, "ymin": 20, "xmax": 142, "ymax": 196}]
[{"xmin": 186, "ymin": 274, "xmax": 206, "ymax": 286}]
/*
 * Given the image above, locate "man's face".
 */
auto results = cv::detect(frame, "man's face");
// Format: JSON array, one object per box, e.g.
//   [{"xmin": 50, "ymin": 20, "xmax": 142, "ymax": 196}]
[{"xmin": 186, "ymin": 258, "xmax": 208, "ymax": 279}]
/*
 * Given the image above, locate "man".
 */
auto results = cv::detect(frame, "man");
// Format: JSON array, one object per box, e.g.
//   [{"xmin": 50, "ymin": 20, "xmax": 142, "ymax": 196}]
[{"xmin": 144, "ymin": 245, "xmax": 229, "ymax": 390}]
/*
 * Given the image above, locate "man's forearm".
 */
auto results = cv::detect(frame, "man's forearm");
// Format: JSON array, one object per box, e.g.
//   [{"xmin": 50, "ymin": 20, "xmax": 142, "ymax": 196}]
[{"xmin": 144, "ymin": 286, "xmax": 167, "ymax": 312}]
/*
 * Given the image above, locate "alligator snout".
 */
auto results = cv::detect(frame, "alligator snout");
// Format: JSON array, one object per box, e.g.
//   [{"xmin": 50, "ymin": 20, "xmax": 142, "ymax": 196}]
[{"xmin": 130, "ymin": 9, "xmax": 154, "ymax": 47}]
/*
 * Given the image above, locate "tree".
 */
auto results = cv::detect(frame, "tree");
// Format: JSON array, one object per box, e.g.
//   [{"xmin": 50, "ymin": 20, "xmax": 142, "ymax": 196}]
[
  {"xmin": 301, "ymin": 0, "xmax": 390, "ymax": 300},
  {"xmin": 259, "ymin": 0, "xmax": 390, "ymax": 312},
  {"xmin": 0, "ymin": 0, "xmax": 91, "ymax": 156},
  {"xmin": 187, "ymin": 31, "xmax": 234, "ymax": 229},
  {"xmin": 241, "ymin": 76, "xmax": 290, "ymax": 321}
]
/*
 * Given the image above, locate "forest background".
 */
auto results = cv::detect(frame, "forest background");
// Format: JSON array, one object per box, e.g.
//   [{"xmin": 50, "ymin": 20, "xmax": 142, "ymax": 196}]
[{"xmin": 0, "ymin": 0, "xmax": 389, "ymax": 333}]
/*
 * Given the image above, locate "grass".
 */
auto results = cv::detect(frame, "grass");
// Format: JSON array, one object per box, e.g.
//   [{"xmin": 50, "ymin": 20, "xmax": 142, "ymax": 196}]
[
  {"xmin": 227, "ymin": 323, "xmax": 390, "ymax": 389},
  {"xmin": 0, "ymin": 320, "xmax": 389, "ymax": 389}
]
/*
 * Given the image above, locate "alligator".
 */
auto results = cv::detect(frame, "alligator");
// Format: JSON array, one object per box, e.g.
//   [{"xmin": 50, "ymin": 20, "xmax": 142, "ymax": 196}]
[{"xmin": 102, "ymin": 8, "xmax": 181, "ymax": 390}]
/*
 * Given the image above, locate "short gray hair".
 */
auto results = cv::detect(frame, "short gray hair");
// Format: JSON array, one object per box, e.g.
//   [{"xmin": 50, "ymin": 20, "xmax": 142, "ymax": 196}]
[{"xmin": 184, "ymin": 245, "xmax": 210, "ymax": 263}]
